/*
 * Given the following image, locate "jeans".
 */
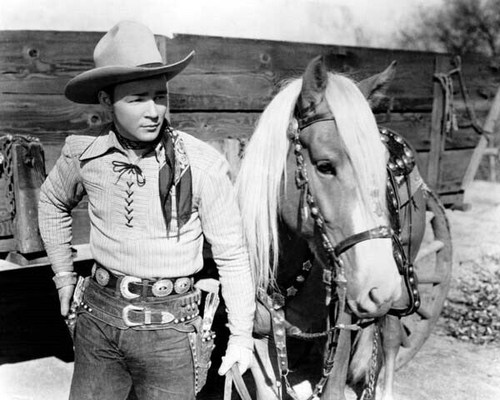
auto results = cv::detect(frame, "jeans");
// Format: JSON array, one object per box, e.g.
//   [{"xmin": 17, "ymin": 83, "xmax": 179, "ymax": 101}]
[{"xmin": 70, "ymin": 310, "xmax": 196, "ymax": 400}]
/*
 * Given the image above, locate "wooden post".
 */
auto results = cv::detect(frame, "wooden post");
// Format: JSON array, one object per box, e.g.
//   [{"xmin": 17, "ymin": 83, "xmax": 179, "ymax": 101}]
[
  {"xmin": 426, "ymin": 55, "xmax": 451, "ymax": 190},
  {"xmin": 461, "ymin": 85, "xmax": 500, "ymax": 189}
]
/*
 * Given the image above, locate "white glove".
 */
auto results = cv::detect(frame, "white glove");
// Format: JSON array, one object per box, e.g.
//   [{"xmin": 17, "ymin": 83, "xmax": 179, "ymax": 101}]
[{"xmin": 218, "ymin": 343, "xmax": 253, "ymax": 376}]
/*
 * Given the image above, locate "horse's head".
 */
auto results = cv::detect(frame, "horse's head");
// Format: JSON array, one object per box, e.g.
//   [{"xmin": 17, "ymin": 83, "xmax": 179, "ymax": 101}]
[{"xmin": 236, "ymin": 56, "xmax": 401, "ymax": 319}]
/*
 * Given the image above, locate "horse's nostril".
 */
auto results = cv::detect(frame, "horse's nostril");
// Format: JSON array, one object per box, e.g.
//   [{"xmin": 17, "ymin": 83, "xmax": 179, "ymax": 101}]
[{"xmin": 368, "ymin": 287, "xmax": 384, "ymax": 306}]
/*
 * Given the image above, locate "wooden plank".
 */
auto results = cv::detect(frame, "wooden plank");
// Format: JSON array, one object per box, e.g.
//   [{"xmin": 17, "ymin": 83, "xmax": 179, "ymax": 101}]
[
  {"xmin": 437, "ymin": 191, "xmax": 466, "ymax": 208},
  {"xmin": 0, "ymin": 30, "xmax": 167, "ymax": 93},
  {"xmin": 166, "ymin": 34, "xmax": 438, "ymax": 112},
  {"xmin": 376, "ymin": 112, "xmax": 481, "ymax": 152},
  {"xmin": 0, "ymin": 93, "xmax": 110, "ymax": 136}
]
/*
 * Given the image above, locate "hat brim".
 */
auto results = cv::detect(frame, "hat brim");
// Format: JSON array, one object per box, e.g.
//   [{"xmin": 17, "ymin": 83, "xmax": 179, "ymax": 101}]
[{"xmin": 65, "ymin": 51, "xmax": 195, "ymax": 104}]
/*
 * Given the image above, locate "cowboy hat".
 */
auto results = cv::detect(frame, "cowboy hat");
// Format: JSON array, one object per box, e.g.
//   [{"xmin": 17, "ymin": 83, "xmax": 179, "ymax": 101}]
[{"xmin": 64, "ymin": 21, "xmax": 194, "ymax": 104}]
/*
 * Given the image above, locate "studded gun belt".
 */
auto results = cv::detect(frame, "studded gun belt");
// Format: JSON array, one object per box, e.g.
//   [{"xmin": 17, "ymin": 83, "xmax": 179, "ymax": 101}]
[{"xmin": 92, "ymin": 264, "xmax": 194, "ymax": 300}]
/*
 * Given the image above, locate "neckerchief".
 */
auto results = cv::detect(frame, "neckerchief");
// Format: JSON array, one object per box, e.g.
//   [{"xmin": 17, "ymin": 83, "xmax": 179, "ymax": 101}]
[{"xmin": 158, "ymin": 122, "xmax": 193, "ymax": 231}]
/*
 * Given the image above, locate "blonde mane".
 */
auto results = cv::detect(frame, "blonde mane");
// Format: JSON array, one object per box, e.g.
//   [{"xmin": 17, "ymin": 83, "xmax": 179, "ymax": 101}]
[{"xmin": 236, "ymin": 73, "xmax": 387, "ymax": 292}]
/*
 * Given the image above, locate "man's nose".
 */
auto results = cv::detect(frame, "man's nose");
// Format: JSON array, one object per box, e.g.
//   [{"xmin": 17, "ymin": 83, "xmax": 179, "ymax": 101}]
[{"xmin": 145, "ymin": 99, "xmax": 159, "ymax": 119}]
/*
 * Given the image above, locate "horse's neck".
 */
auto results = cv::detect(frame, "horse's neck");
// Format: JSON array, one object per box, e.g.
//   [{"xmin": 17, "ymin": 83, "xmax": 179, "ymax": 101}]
[
  {"xmin": 277, "ymin": 223, "xmax": 329, "ymax": 330},
  {"xmin": 276, "ymin": 224, "xmax": 311, "ymax": 286}
]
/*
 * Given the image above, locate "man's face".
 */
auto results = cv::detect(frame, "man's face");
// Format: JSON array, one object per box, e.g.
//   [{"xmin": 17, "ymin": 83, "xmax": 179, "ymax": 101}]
[{"xmin": 111, "ymin": 75, "xmax": 168, "ymax": 142}]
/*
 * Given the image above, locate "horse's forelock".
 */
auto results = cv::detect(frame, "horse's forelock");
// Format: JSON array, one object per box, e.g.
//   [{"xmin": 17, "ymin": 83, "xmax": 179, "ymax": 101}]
[{"xmin": 324, "ymin": 74, "xmax": 388, "ymax": 223}]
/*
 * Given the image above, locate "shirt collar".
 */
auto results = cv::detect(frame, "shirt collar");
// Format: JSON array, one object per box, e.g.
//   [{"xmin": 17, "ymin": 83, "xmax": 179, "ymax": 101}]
[
  {"xmin": 79, "ymin": 123, "xmax": 164, "ymax": 162},
  {"xmin": 79, "ymin": 124, "xmax": 123, "ymax": 161}
]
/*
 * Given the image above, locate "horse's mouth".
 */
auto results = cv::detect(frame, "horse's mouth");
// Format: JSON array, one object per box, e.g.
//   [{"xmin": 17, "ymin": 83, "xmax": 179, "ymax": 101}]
[{"xmin": 347, "ymin": 299, "xmax": 393, "ymax": 319}]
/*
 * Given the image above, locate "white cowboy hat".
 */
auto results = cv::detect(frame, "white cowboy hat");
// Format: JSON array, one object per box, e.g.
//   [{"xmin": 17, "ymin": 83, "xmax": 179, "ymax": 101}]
[{"xmin": 64, "ymin": 20, "xmax": 194, "ymax": 104}]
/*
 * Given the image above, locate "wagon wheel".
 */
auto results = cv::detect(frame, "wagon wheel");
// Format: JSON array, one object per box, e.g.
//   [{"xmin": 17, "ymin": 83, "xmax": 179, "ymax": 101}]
[{"xmin": 396, "ymin": 189, "xmax": 453, "ymax": 368}]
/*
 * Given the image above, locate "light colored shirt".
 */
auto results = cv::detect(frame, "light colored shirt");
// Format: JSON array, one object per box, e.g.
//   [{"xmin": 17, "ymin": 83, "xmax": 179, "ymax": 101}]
[{"xmin": 38, "ymin": 127, "xmax": 255, "ymax": 348}]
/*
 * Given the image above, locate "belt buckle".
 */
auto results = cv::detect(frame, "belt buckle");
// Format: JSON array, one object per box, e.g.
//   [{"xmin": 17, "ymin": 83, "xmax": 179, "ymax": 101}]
[
  {"xmin": 122, "ymin": 304, "xmax": 144, "ymax": 327},
  {"xmin": 122, "ymin": 304, "xmax": 175, "ymax": 327},
  {"xmin": 120, "ymin": 276, "xmax": 142, "ymax": 300}
]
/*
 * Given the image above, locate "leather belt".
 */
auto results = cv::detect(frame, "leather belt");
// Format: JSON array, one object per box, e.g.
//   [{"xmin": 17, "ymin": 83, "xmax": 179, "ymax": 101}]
[
  {"xmin": 92, "ymin": 264, "xmax": 194, "ymax": 300},
  {"xmin": 82, "ymin": 278, "xmax": 202, "ymax": 329}
]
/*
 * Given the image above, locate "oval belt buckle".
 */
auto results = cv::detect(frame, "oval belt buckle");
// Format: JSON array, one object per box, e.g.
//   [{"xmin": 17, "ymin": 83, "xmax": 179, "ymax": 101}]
[
  {"xmin": 152, "ymin": 279, "xmax": 174, "ymax": 297},
  {"xmin": 95, "ymin": 267, "xmax": 110, "ymax": 286},
  {"xmin": 174, "ymin": 277, "xmax": 191, "ymax": 294}
]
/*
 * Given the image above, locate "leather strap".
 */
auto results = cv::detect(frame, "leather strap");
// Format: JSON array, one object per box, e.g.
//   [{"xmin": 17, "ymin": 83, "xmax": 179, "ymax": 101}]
[
  {"xmin": 334, "ymin": 226, "xmax": 393, "ymax": 256},
  {"xmin": 295, "ymin": 96, "xmax": 336, "ymax": 131},
  {"xmin": 224, "ymin": 364, "xmax": 252, "ymax": 400}
]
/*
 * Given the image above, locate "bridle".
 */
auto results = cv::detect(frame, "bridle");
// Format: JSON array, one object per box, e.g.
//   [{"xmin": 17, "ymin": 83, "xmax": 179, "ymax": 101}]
[
  {"xmin": 256, "ymin": 97, "xmax": 421, "ymax": 400},
  {"xmin": 292, "ymin": 97, "xmax": 396, "ymax": 311},
  {"xmin": 293, "ymin": 96, "xmax": 420, "ymax": 317}
]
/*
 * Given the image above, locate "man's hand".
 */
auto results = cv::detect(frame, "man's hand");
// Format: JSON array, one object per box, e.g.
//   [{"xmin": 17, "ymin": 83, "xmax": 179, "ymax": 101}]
[
  {"xmin": 218, "ymin": 344, "xmax": 253, "ymax": 376},
  {"xmin": 58, "ymin": 285, "xmax": 75, "ymax": 317}
]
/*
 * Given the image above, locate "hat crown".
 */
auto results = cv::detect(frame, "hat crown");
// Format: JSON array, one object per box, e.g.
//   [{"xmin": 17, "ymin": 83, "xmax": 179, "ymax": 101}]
[{"xmin": 94, "ymin": 21, "xmax": 163, "ymax": 68}]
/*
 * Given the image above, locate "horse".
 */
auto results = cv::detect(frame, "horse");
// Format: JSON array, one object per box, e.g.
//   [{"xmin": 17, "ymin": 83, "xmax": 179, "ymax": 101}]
[{"xmin": 235, "ymin": 56, "xmax": 428, "ymax": 400}]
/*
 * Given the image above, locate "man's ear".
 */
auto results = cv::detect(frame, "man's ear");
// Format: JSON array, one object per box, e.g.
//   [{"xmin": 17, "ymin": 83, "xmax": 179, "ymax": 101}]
[{"xmin": 98, "ymin": 90, "xmax": 113, "ymax": 109}]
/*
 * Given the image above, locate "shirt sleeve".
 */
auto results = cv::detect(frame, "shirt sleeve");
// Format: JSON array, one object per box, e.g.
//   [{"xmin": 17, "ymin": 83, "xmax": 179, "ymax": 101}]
[
  {"xmin": 198, "ymin": 156, "xmax": 255, "ymax": 350},
  {"xmin": 38, "ymin": 137, "xmax": 86, "ymax": 274}
]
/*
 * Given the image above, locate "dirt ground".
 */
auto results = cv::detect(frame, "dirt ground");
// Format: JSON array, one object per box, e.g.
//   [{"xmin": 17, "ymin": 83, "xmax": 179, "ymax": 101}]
[{"xmin": 0, "ymin": 180, "xmax": 499, "ymax": 400}]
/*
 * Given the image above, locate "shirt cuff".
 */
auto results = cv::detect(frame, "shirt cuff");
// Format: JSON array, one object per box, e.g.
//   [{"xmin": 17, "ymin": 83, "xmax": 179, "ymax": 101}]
[
  {"xmin": 227, "ymin": 334, "xmax": 254, "ymax": 351},
  {"xmin": 52, "ymin": 271, "xmax": 78, "ymax": 289}
]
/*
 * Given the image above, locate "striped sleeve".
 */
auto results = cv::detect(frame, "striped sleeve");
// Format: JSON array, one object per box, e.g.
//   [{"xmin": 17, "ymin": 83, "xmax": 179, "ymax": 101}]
[
  {"xmin": 198, "ymin": 156, "xmax": 255, "ymax": 349},
  {"xmin": 38, "ymin": 137, "xmax": 86, "ymax": 274}
]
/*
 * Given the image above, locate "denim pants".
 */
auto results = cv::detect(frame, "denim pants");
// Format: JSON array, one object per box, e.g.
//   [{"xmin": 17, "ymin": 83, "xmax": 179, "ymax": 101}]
[{"xmin": 69, "ymin": 280, "xmax": 198, "ymax": 400}]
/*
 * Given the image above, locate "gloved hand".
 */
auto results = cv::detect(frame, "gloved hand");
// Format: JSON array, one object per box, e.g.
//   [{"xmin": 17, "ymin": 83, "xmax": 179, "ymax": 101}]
[
  {"xmin": 58, "ymin": 285, "xmax": 75, "ymax": 317},
  {"xmin": 218, "ymin": 343, "xmax": 253, "ymax": 376}
]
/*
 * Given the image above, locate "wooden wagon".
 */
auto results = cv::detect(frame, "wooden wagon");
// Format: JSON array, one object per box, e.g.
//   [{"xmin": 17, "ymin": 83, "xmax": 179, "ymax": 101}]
[{"xmin": 0, "ymin": 29, "xmax": 498, "ymax": 371}]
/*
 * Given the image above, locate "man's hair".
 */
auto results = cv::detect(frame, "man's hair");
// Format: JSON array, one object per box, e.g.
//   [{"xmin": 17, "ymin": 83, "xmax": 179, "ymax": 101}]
[{"xmin": 101, "ymin": 85, "xmax": 116, "ymax": 103}]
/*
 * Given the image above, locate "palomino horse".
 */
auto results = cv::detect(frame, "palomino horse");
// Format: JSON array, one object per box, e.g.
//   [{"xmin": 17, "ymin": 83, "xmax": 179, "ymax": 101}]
[{"xmin": 235, "ymin": 56, "xmax": 427, "ymax": 399}]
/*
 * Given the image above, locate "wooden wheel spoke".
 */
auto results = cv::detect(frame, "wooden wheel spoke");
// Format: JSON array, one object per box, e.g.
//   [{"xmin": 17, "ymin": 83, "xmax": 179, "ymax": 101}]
[
  {"xmin": 414, "ymin": 240, "xmax": 445, "ymax": 262},
  {"xmin": 416, "ymin": 273, "xmax": 444, "ymax": 284},
  {"xmin": 416, "ymin": 305, "xmax": 432, "ymax": 320},
  {"xmin": 400, "ymin": 322, "xmax": 412, "ymax": 348}
]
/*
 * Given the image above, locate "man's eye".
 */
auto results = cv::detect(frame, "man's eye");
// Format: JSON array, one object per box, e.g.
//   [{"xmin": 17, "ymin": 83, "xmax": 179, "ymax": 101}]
[{"xmin": 316, "ymin": 160, "xmax": 336, "ymax": 175}]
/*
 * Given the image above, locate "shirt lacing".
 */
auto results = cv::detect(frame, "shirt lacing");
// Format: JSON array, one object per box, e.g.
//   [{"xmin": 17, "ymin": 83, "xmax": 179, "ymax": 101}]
[{"xmin": 112, "ymin": 160, "xmax": 146, "ymax": 228}]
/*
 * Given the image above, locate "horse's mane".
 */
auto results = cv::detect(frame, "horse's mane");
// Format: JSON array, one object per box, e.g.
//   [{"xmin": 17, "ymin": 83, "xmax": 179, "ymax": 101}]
[{"xmin": 236, "ymin": 73, "xmax": 388, "ymax": 292}]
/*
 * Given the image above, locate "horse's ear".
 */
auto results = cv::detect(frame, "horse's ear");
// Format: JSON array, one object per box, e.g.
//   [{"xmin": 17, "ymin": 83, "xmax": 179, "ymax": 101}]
[
  {"xmin": 357, "ymin": 60, "xmax": 397, "ymax": 109},
  {"xmin": 300, "ymin": 55, "xmax": 328, "ymax": 103}
]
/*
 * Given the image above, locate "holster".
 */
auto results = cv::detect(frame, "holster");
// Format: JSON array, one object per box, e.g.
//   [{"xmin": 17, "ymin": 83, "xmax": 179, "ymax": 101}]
[
  {"xmin": 65, "ymin": 275, "xmax": 87, "ymax": 340},
  {"xmin": 188, "ymin": 317, "xmax": 216, "ymax": 394}
]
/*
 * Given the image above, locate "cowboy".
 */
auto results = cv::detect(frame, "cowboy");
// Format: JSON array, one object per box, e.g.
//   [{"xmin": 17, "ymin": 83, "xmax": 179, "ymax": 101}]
[{"xmin": 38, "ymin": 21, "xmax": 255, "ymax": 400}]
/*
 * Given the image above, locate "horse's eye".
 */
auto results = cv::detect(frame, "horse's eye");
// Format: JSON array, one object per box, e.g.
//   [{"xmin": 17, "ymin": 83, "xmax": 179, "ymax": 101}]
[{"xmin": 316, "ymin": 160, "xmax": 336, "ymax": 175}]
